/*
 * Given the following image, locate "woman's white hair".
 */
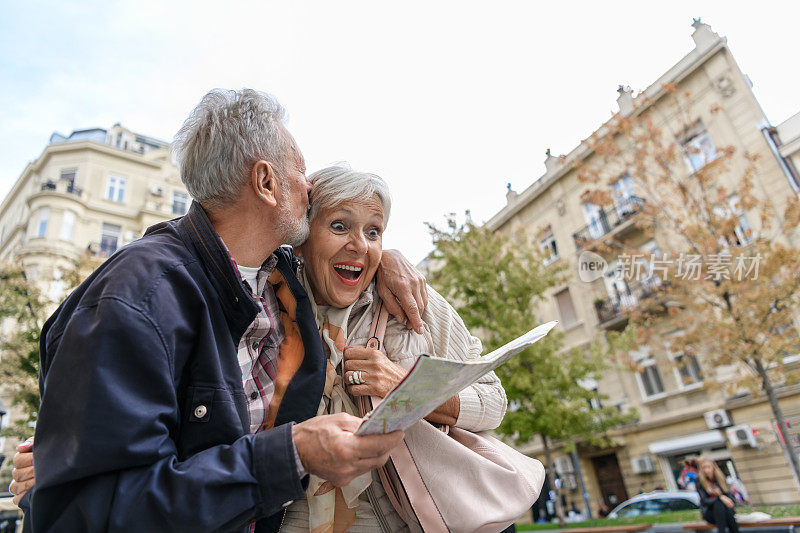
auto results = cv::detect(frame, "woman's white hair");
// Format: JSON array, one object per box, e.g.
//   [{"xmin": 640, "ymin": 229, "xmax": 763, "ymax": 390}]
[
  {"xmin": 172, "ymin": 88, "xmax": 292, "ymax": 207},
  {"xmin": 308, "ymin": 164, "xmax": 392, "ymax": 226}
]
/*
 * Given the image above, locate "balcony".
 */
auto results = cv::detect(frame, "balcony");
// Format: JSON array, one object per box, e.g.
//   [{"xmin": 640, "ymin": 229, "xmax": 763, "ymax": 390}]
[
  {"xmin": 39, "ymin": 180, "xmax": 84, "ymax": 197},
  {"xmin": 573, "ymin": 196, "xmax": 645, "ymax": 249},
  {"xmin": 87, "ymin": 240, "xmax": 117, "ymax": 258},
  {"xmin": 594, "ymin": 276, "xmax": 663, "ymax": 329}
]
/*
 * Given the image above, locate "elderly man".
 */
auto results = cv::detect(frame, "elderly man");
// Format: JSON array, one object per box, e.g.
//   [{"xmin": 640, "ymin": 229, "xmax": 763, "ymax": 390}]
[{"xmin": 19, "ymin": 89, "xmax": 425, "ymax": 531}]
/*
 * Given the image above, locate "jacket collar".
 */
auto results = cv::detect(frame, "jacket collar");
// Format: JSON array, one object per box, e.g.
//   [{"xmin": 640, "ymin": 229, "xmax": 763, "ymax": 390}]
[{"xmin": 176, "ymin": 201, "xmax": 260, "ymax": 342}]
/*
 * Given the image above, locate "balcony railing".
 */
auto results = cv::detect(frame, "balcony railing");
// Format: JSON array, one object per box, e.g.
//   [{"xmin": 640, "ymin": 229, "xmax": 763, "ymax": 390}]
[
  {"xmin": 573, "ymin": 196, "xmax": 645, "ymax": 249},
  {"xmin": 87, "ymin": 240, "xmax": 118, "ymax": 258},
  {"xmin": 594, "ymin": 275, "xmax": 662, "ymax": 326},
  {"xmin": 40, "ymin": 180, "xmax": 83, "ymax": 196}
]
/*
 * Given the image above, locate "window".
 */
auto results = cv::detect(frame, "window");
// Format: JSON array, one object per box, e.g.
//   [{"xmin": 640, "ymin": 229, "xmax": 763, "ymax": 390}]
[
  {"xmin": 36, "ymin": 208, "xmax": 49, "ymax": 237},
  {"xmin": 100, "ymin": 223, "xmax": 122, "ymax": 256},
  {"xmin": 729, "ymin": 196, "xmax": 753, "ymax": 245},
  {"xmin": 172, "ymin": 191, "xmax": 189, "ymax": 215},
  {"xmin": 582, "ymin": 203, "xmax": 610, "ymax": 238},
  {"xmin": 555, "ymin": 288, "xmax": 579, "ymax": 327},
  {"xmin": 617, "ymin": 501, "xmax": 646, "ymax": 518},
  {"xmin": 612, "ymin": 175, "xmax": 637, "ymax": 216},
  {"xmin": 60, "ymin": 168, "xmax": 77, "ymax": 186},
  {"xmin": 635, "ymin": 353, "xmax": 665, "ymax": 398},
  {"xmin": 540, "ymin": 227, "xmax": 559, "ymax": 265},
  {"xmin": 604, "ymin": 266, "xmax": 636, "ymax": 309},
  {"xmin": 675, "ymin": 354, "xmax": 702, "ymax": 386},
  {"xmin": 683, "ymin": 128, "xmax": 717, "ymax": 172},
  {"xmin": 105, "ymin": 175, "xmax": 127, "ymax": 203},
  {"xmin": 667, "ymin": 498, "xmax": 699, "ymax": 511},
  {"xmin": 60, "ymin": 210, "xmax": 75, "ymax": 241}
]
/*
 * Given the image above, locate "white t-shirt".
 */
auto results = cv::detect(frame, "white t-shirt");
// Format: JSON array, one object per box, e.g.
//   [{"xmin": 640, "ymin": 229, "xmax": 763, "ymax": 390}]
[{"xmin": 237, "ymin": 264, "xmax": 260, "ymax": 292}]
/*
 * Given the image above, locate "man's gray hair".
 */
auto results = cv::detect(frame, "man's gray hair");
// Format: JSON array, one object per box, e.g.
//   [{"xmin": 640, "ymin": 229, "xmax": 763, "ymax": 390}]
[
  {"xmin": 308, "ymin": 164, "xmax": 392, "ymax": 226},
  {"xmin": 173, "ymin": 88, "xmax": 291, "ymax": 206}
]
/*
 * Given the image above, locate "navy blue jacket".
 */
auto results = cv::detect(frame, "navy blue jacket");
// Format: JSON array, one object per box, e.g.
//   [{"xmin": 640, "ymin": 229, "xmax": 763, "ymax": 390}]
[{"xmin": 27, "ymin": 201, "xmax": 326, "ymax": 532}]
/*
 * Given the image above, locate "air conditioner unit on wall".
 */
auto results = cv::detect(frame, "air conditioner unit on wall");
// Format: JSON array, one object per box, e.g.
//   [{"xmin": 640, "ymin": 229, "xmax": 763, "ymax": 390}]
[
  {"xmin": 726, "ymin": 424, "xmax": 758, "ymax": 448},
  {"xmin": 631, "ymin": 455, "xmax": 656, "ymax": 474},
  {"xmin": 554, "ymin": 455, "xmax": 574, "ymax": 475},
  {"xmin": 704, "ymin": 409, "xmax": 733, "ymax": 429}
]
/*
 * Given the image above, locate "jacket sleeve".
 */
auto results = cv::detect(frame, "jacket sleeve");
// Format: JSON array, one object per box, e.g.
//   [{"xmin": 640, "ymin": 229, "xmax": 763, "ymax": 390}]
[
  {"xmin": 32, "ymin": 297, "xmax": 304, "ymax": 533},
  {"xmin": 421, "ymin": 286, "xmax": 508, "ymax": 431}
]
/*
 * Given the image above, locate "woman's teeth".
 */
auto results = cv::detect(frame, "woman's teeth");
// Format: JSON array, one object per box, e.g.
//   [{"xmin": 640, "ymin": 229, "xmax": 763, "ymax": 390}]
[
  {"xmin": 334, "ymin": 264, "xmax": 363, "ymax": 282},
  {"xmin": 335, "ymin": 264, "xmax": 362, "ymax": 272}
]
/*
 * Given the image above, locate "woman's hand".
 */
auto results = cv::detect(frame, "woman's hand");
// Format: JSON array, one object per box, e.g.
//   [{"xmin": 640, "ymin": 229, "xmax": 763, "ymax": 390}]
[
  {"xmin": 343, "ymin": 346, "xmax": 407, "ymax": 399},
  {"xmin": 720, "ymin": 495, "xmax": 734, "ymax": 509},
  {"xmin": 10, "ymin": 437, "xmax": 35, "ymax": 506},
  {"xmin": 343, "ymin": 346, "xmax": 461, "ymax": 426}
]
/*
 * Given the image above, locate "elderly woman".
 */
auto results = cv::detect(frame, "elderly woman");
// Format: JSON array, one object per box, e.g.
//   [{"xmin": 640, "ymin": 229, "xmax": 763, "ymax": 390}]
[
  {"xmin": 10, "ymin": 164, "xmax": 507, "ymax": 532},
  {"xmin": 281, "ymin": 164, "xmax": 507, "ymax": 531}
]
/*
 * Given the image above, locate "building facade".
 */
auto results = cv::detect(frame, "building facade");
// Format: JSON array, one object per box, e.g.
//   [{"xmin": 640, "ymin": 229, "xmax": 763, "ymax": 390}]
[
  {"xmin": 0, "ymin": 123, "xmax": 188, "ymax": 471},
  {"xmin": 485, "ymin": 22, "xmax": 800, "ymax": 515}
]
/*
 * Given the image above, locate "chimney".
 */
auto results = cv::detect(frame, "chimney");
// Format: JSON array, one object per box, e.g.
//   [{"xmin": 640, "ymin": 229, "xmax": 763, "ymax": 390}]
[
  {"xmin": 617, "ymin": 85, "xmax": 634, "ymax": 116},
  {"xmin": 691, "ymin": 18, "xmax": 720, "ymax": 51}
]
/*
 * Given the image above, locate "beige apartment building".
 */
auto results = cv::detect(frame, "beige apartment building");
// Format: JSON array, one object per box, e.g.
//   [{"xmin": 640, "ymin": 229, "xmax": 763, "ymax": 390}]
[
  {"xmin": 486, "ymin": 21, "xmax": 800, "ymax": 515},
  {"xmin": 0, "ymin": 123, "xmax": 187, "ymax": 470}
]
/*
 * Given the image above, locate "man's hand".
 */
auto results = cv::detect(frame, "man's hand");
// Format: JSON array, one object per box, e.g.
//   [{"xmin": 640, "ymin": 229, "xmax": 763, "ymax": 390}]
[
  {"xmin": 10, "ymin": 437, "xmax": 35, "ymax": 506},
  {"xmin": 343, "ymin": 346, "xmax": 407, "ymax": 399},
  {"xmin": 292, "ymin": 413, "xmax": 403, "ymax": 487},
  {"xmin": 720, "ymin": 495, "xmax": 734, "ymax": 509},
  {"xmin": 375, "ymin": 250, "xmax": 427, "ymax": 334}
]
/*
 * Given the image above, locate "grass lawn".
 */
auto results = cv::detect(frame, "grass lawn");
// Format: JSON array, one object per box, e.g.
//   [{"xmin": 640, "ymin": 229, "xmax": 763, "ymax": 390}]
[{"xmin": 516, "ymin": 504, "xmax": 800, "ymax": 531}]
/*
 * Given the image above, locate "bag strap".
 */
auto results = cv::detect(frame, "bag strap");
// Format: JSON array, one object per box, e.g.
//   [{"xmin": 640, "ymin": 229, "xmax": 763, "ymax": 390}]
[
  {"xmin": 357, "ymin": 298, "xmax": 448, "ymax": 532},
  {"xmin": 367, "ymin": 297, "xmax": 390, "ymax": 351}
]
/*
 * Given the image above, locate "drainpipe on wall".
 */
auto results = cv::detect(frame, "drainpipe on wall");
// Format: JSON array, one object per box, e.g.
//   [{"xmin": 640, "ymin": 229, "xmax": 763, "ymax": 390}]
[
  {"xmin": 570, "ymin": 451, "xmax": 593, "ymax": 520},
  {"xmin": 759, "ymin": 120, "xmax": 800, "ymax": 195}
]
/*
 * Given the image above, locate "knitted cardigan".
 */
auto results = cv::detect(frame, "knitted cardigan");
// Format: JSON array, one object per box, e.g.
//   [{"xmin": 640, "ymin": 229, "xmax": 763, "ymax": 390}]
[{"xmin": 280, "ymin": 282, "xmax": 508, "ymax": 532}]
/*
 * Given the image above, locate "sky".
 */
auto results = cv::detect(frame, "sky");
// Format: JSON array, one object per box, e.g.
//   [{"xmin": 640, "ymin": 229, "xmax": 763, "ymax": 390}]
[{"xmin": 1, "ymin": 1, "xmax": 799, "ymax": 263}]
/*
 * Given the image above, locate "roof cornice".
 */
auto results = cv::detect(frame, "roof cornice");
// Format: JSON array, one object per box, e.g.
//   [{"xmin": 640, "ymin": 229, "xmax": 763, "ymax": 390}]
[{"xmin": 486, "ymin": 38, "xmax": 728, "ymax": 232}]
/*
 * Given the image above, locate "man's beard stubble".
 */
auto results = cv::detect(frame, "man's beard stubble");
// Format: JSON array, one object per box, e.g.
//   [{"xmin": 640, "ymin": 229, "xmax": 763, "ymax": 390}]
[{"xmin": 279, "ymin": 204, "xmax": 311, "ymax": 248}]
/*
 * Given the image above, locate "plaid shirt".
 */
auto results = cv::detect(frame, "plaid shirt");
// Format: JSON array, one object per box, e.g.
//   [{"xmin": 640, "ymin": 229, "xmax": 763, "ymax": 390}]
[{"xmin": 231, "ymin": 254, "xmax": 285, "ymax": 434}]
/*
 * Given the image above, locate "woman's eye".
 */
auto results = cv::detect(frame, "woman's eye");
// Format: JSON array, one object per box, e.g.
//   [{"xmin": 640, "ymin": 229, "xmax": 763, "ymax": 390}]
[
  {"xmin": 367, "ymin": 228, "xmax": 382, "ymax": 240},
  {"xmin": 330, "ymin": 221, "xmax": 346, "ymax": 232}
]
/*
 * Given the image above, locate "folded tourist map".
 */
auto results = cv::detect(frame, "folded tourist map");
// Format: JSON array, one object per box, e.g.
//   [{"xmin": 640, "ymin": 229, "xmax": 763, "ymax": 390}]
[{"xmin": 356, "ymin": 321, "xmax": 559, "ymax": 435}]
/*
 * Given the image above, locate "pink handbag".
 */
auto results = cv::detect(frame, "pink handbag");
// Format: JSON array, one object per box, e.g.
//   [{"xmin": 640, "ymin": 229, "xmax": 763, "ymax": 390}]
[{"xmin": 356, "ymin": 300, "xmax": 546, "ymax": 533}]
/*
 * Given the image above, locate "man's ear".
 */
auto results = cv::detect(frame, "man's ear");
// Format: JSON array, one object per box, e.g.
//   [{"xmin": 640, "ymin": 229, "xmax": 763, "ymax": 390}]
[{"xmin": 252, "ymin": 160, "xmax": 278, "ymax": 207}]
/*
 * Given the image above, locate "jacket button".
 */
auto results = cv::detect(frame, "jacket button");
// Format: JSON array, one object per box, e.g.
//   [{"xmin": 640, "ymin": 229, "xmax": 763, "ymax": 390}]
[
  {"xmin": 282, "ymin": 500, "xmax": 294, "ymax": 508},
  {"xmin": 194, "ymin": 405, "xmax": 208, "ymax": 418}
]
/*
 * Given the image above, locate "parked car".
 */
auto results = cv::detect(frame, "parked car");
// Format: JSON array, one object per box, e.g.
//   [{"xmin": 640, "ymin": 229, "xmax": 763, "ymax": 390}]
[
  {"xmin": 0, "ymin": 492, "xmax": 22, "ymax": 533},
  {"xmin": 606, "ymin": 490, "xmax": 700, "ymax": 519}
]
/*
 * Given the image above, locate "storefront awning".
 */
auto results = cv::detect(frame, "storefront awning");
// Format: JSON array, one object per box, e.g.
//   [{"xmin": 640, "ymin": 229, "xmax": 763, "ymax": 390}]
[{"xmin": 648, "ymin": 430, "xmax": 726, "ymax": 455}]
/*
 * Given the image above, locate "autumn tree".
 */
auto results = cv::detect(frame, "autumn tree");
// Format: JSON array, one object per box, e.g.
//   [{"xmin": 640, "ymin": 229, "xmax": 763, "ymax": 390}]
[
  {"xmin": 427, "ymin": 214, "xmax": 636, "ymax": 521},
  {"xmin": 0, "ymin": 265, "xmax": 44, "ymax": 440},
  {"xmin": 577, "ymin": 85, "xmax": 800, "ymax": 484},
  {"xmin": 0, "ymin": 255, "xmax": 102, "ymax": 439}
]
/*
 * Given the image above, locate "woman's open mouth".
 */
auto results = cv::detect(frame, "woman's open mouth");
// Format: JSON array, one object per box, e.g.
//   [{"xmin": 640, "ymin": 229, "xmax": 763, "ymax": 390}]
[{"xmin": 333, "ymin": 262, "xmax": 364, "ymax": 286}]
